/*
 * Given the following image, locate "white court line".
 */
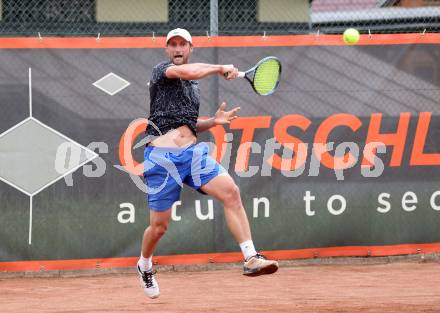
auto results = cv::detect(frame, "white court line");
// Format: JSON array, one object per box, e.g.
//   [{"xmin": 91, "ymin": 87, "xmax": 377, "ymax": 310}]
[
  {"xmin": 0, "ymin": 176, "xmax": 32, "ymax": 197},
  {"xmin": 29, "ymin": 68, "xmax": 33, "ymax": 245},
  {"xmin": 29, "ymin": 196, "xmax": 33, "ymax": 245},
  {"xmin": 0, "ymin": 116, "xmax": 32, "ymax": 139},
  {"xmin": 29, "ymin": 68, "xmax": 32, "ymax": 117}
]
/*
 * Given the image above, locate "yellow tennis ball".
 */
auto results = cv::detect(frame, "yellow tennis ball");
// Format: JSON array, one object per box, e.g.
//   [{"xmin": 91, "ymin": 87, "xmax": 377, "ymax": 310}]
[{"xmin": 343, "ymin": 28, "xmax": 360, "ymax": 45}]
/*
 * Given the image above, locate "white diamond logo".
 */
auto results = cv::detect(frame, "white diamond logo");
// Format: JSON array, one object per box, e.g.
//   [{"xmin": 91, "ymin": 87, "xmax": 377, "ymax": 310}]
[
  {"xmin": 0, "ymin": 117, "xmax": 98, "ymax": 196},
  {"xmin": 93, "ymin": 72, "xmax": 130, "ymax": 96}
]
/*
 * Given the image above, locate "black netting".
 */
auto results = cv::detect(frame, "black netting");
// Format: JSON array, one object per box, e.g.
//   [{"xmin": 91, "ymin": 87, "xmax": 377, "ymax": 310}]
[{"xmin": 0, "ymin": 0, "xmax": 438, "ymax": 37}]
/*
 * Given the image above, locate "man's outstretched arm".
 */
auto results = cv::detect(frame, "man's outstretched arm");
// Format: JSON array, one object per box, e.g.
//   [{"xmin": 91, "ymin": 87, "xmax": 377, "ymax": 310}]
[
  {"xmin": 166, "ymin": 63, "xmax": 238, "ymax": 80},
  {"xmin": 197, "ymin": 102, "xmax": 240, "ymax": 133}
]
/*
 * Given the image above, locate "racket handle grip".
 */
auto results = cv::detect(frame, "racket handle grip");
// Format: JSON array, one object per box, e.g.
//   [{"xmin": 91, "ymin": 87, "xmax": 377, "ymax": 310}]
[{"xmin": 223, "ymin": 71, "xmax": 245, "ymax": 78}]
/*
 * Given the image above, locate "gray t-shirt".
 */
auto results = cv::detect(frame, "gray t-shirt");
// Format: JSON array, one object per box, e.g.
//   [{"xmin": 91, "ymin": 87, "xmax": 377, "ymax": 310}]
[{"xmin": 145, "ymin": 61, "xmax": 200, "ymax": 138}]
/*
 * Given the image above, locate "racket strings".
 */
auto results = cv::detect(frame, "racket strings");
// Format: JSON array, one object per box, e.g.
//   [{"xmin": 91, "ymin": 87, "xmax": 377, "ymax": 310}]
[{"xmin": 253, "ymin": 59, "xmax": 281, "ymax": 95}]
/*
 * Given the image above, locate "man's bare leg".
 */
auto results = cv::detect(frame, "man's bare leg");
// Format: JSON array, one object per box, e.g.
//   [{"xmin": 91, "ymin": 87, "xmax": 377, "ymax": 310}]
[
  {"xmin": 201, "ymin": 173, "xmax": 278, "ymax": 276},
  {"xmin": 200, "ymin": 173, "xmax": 251, "ymax": 243},
  {"xmin": 141, "ymin": 209, "xmax": 172, "ymax": 258},
  {"xmin": 137, "ymin": 209, "xmax": 172, "ymax": 299}
]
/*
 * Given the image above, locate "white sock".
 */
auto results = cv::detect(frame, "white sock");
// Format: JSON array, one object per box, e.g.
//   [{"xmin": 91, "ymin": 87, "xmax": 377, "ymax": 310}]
[
  {"xmin": 138, "ymin": 254, "xmax": 153, "ymax": 271},
  {"xmin": 239, "ymin": 240, "xmax": 257, "ymax": 261}
]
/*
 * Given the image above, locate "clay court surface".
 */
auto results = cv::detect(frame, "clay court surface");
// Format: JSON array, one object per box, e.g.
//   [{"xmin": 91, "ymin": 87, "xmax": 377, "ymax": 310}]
[{"xmin": 1, "ymin": 261, "xmax": 440, "ymax": 313}]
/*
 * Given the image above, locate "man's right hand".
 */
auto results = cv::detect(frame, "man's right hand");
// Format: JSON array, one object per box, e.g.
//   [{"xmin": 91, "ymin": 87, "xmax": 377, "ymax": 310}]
[{"xmin": 221, "ymin": 64, "xmax": 239, "ymax": 80}]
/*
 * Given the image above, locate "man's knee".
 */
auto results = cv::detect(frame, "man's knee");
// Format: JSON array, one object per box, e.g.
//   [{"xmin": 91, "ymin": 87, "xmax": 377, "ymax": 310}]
[
  {"xmin": 151, "ymin": 221, "xmax": 168, "ymax": 238},
  {"xmin": 222, "ymin": 183, "xmax": 241, "ymax": 205}
]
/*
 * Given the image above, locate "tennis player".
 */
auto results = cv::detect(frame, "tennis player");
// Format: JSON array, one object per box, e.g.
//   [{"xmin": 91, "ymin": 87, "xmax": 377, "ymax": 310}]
[{"xmin": 137, "ymin": 28, "xmax": 278, "ymax": 299}]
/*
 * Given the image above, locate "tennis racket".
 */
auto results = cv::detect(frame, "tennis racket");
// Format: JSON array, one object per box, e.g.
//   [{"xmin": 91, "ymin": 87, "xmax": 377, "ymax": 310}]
[{"xmin": 226, "ymin": 56, "xmax": 281, "ymax": 96}]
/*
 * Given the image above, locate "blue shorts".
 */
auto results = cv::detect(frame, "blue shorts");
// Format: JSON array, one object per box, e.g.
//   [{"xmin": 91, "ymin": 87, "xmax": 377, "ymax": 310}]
[{"xmin": 143, "ymin": 142, "xmax": 225, "ymax": 212}]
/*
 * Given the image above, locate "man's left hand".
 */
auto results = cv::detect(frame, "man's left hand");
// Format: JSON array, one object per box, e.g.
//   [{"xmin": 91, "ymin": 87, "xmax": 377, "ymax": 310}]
[{"xmin": 214, "ymin": 102, "xmax": 240, "ymax": 125}]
